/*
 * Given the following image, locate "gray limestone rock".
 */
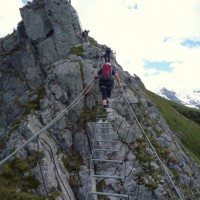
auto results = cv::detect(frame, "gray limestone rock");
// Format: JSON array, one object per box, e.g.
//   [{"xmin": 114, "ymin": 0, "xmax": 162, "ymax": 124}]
[{"xmin": 1, "ymin": 0, "xmax": 200, "ymax": 199}]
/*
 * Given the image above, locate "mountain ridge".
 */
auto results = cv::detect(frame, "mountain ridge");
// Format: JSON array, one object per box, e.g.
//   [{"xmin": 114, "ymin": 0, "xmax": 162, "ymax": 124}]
[
  {"xmin": 1, "ymin": 0, "xmax": 200, "ymax": 199},
  {"xmin": 158, "ymin": 87, "xmax": 200, "ymax": 109}
]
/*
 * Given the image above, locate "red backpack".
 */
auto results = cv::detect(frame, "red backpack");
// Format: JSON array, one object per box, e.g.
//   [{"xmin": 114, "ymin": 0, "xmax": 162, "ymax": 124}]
[{"xmin": 101, "ymin": 63, "xmax": 112, "ymax": 80}]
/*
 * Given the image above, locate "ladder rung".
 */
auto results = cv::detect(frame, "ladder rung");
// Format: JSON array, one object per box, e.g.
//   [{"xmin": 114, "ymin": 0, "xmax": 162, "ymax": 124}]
[
  {"xmin": 95, "ymin": 133, "xmax": 117, "ymax": 136},
  {"xmin": 89, "ymin": 192, "xmax": 128, "ymax": 198},
  {"xmin": 96, "ymin": 118, "xmax": 107, "ymax": 120},
  {"xmin": 96, "ymin": 122, "xmax": 111, "ymax": 124},
  {"xmin": 92, "ymin": 159, "xmax": 123, "ymax": 163},
  {"xmin": 96, "ymin": 127, "xmax": 113, "ymax": 129},
  {"xmin": 93, "ymin": 139, "xmax": 118, "ymax": 143},
  {"xmin": 94, "ymin": 136, "xmax": 118, "ymax": 140},
  {"xmin": 97, "ymin": 113, "xmax": 108, "ymax": 117},
  {"xmin": 98, "ymin": 110, "xmax": 109, "ymax": 112},
  {"xmin": 92, "ymin": 174, "xmax": 124, "ymax": 179},
  {"xmin": 92, "ymin": 148, "xmax": 120, "ymax": 152},
  {"xmin": 94, "ymin": 137, "xmax": 118, "ymax": 141}
]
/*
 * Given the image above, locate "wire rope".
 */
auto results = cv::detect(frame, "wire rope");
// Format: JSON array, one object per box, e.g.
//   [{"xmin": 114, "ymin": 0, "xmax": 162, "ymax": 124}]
[
  {"xmin": 0, "ymin": 74, "xmax": 95, "ymax": 166},
  {"xmin": 120, "ymin": 85, "xmax": 184, "ymax": 200},
  {"xmin": 39, "ymin": 137, "xmax": 72, "ymax": 200},
  {"xmin": 37, "ymin": 138, "xmax": 50, "ymax": 199}
]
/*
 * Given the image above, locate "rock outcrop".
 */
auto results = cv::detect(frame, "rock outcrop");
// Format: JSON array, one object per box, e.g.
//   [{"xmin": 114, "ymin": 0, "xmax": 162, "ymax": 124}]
[
  {"xmin": 1, "ymin": 0, "xmax": 200, "ymax": 200},
  {"xmin": 0, "ymin": 0, "xmax": 81, "ymax": 137}
]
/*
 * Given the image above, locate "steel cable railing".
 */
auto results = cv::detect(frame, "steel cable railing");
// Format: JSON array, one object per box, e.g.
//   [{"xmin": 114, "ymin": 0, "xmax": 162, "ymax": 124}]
[
  {"xmin": 38, "ymin": 137, "xmax": 73, "ymax": 200},
  {"xmin": 104, "ymin": 75, "xmax": 185, "ymax": 199},
  {"xmin": 86, "ymin": 83, "xmax": 130, "ymax": 199},
  {"xmin": 0, "ymin": 73, "xmax": 95, "ymax": 167},
  {"xmin": 111, "ymin": 86, "xmax": 140, "ymax": 199},
  {"xmin": 90, "ymin": 74, "xmax": 186, "ymax": 199},
  {"xmin": 88, "ymin": 84, "xmax": 138, "ymax": 199},
  {"xmin": 36, "ymin": 138, "xmax": 50, "ymax": 199},
  {"xmin": 118, "ymin": 82, "xmax": 185, "ymax": 200}
]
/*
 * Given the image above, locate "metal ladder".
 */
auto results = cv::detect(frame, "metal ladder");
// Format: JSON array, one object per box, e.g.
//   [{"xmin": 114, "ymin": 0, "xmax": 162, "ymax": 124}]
[{"xmin": 87, "ymin": 104, "xmax": 129, "ymax": 199}]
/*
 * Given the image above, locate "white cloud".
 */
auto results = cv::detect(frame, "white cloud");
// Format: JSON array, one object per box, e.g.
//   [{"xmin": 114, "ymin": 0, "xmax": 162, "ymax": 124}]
[
  {"xmin": 73, "ymin": 0, "xmax": 200, "ymax": 93},
  {"xmin": 0, "ymin": 0, "xmax": 23, "ymax": 37},
  {"xmin": 0, "ymin": 0, "xmax": 199, "ymax": 94}
]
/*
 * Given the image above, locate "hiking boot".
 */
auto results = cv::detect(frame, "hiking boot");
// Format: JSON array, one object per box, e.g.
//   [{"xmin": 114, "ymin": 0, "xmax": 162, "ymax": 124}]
[
  {"xmin": 102, "ymin": 105, "xmax": 107, "ymax": 112},
  {"xmin": 102, "ymin": 107, "xmax": 107, "ymax": 112}
]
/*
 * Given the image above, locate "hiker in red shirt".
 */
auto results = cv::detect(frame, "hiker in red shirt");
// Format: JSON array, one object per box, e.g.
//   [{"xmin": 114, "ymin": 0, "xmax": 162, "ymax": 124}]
[{"xmin": 94, "ymin": 63, "xmax": 122, "ymax": 111}]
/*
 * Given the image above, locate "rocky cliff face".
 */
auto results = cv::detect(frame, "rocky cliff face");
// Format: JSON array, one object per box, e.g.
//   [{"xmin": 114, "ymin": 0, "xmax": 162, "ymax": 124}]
[
  {"xmin": 0, "ymin": 0, "xmax": 81, "ymax": 137},
  {"xmin": 1, "ymin": 0, "xmax": 200, "ymax": 200}
]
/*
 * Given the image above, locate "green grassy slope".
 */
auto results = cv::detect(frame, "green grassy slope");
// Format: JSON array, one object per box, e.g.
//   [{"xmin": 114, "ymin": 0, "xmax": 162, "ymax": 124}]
[{"xmin": 144, "ymin": 89, "xmax": 200, "ymax": 160}]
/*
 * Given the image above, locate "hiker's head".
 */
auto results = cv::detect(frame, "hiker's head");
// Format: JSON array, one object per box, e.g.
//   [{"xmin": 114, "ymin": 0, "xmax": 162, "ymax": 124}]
[{"xmin": 106, "ymin": 62, "xmax": 111, "ymax": 66}]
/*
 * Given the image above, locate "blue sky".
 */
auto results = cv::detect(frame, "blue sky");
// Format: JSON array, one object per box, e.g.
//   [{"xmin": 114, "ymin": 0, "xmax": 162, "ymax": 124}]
[
  {"xmin": 0, "ymin": 0, "xmax": 200, "ymax": 93},
  {"xmin": 181, "ymin": 38, "xmax": 200, "ymax": 48},
  {"xmin": 144, "ymin": 61, "xmax": 174, "ymax": 74}
]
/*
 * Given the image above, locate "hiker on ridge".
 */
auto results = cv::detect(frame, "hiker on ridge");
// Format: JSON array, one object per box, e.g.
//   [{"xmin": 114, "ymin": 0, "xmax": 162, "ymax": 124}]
[
  {"xmin": 94, "ymin": 62, "xmax": 122, "ymax": 111},
  {"xmin": 82, "ymin": 30, "xmax": 90, "ymax": 43},
  {"xmin": 104, "ymin": 47, "xmax": 111, "ymax": 62}
]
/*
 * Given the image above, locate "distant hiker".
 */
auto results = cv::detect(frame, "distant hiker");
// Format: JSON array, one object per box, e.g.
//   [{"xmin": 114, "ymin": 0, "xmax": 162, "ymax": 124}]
[
  {"xmin": 82, "ymin": 30, "xmax": 90, "ymax": 43},
  {"xmin": 94, "ymin": 63, "xmax": 122, "ymax": 111},
  {"xmin": 104, "ymin": 47, "xmax": 111, "ymax": 62}
]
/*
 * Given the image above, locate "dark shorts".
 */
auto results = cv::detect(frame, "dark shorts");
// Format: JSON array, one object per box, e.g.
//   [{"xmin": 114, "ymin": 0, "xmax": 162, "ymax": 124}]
[{"xmin": 99, "ymin": 80, "xmax": 113, "ymax": 100}]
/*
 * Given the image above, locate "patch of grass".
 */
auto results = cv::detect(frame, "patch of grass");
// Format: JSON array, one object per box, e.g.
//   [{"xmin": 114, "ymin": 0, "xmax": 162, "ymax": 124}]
[
  {"xmin": 69, "ymin": 45, "xmax": 84, "ymax": 57},
  {"xmin": 22, "ymin": 175, "xmax": 40, "ymax": 189},
  {"xmin": 0, "ymin": 187, "xmax": 45, "ymax": 200},
  {"xmin": 37, "ymin": 86, "xmax": 46, "ymax": 100},
  {"xmin": 0, "ymin": 158, "xmax": 44, "ymax": 199},
  {"xmin": 88, "ymin": 37, "xmax": 97, "ymax": 46},
  {"xmin": 27, "ymin": 150, "xmax": 44, "ymax": 168},
  {"xmin": 159, "ymin": 147, "xmax": 171, "ymax": 160},
  {"xmin": 170, "ymin": 103, "xmax": 200, "ymax": 126},
  {"xmin": 76, "ymin": 60, "xmax": 98, "ymax": 129},
  {"xmin": 49, "ymin": 191, "xmax": 61, "ymax": 200},
  {"xmin": 69, "ymin": 174, "xmax": 82, "ymax": 188},
  {"xmin": 23, "ymin": 100, "xmax": 40, "ymax": 110},
  {"xmin": 62, "ymin": 150, "xmax": 83, "ymax": 172},
  {"xmin": 8, "ymin": 119, "xmax": 21, "ymax": 133},
  {"xmin": 64, "ymin": 151, "xmax": 83, "ymax": 189},
  {"xmin": 144, "ymin": 89, "xmax": 200, "ymax": 161},
  {"xmin": 96, "ymin": 180, "xmax": 106, "ymax": 192},
  {"xmin": 0, "ymin": 139, "xmax": 6, "ymax": 151},
  {"xmin": 135, "ymin": 139, "xmax": 152, "ymax": 163},
  {"xmin": 10, "ymin": 158, "xmax": 31, "ymax": 173},
  {"xmin": 145, "ymin": 178, "xmax": 158, "ymax": 191},
  {"xmin": 169, "ymin": 156, "xmax": 179, "ymax": 165},
  {"xmin": 96, "ymin": 180, "xmax": 107, "ymax": 200},
  {"xmin": 80, "ymin": 106, "xmax": 97, "ymax": 129},
  {"xmin": 170, "ymin": 169, "xmax": 180, "ymax": 180},
  {"xmin": 9, "ymin": 86, "xmax": 46, "ymax": 134},
  {"xmin": 21, "ymin": 86, "xmax": 46, "ymax": 111}
]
